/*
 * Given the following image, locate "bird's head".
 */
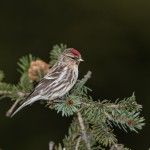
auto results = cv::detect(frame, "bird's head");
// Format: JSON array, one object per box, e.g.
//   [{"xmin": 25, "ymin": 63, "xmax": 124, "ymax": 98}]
[{"xmin": 63, "ymin": 48, "xmax": 83, "ymax": 63}]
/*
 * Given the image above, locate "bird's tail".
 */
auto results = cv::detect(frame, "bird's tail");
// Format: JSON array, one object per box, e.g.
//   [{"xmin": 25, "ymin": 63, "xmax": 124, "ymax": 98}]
[{"xmin": 11, "ymin": 96, "xmax": 39, "ymax": 117}]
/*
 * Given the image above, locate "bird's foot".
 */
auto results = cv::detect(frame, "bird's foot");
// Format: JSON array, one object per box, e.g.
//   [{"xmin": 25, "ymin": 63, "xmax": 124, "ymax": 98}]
[
  {"xmin": 47, "ymin": 96, "xmax": 66, "ymax": 106},
  {"xmin": 47, "ymin": 100, "xmax": 54, "ymax": 105},
  {"xmin": 58, "ymin": 96, "xmax": 65, "ymax": 101}
]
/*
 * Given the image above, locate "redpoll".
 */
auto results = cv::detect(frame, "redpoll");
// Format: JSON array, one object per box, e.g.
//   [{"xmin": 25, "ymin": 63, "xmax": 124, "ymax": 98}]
[{"xmin": 11, "ymin": 48, "xmax": 83, "ymax": 117}]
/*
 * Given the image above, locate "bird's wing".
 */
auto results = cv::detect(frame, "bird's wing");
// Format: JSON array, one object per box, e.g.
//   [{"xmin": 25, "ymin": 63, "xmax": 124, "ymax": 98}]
[
  {"xmin": 27, "ymin": 65, "xmax": 63, "ymax": 99},
  {"xmin": 27, "ymin": 61, "xmax": 68, "ymax": 98},
  {"xmin": 11, "ymin": 66, "xmax": 64, "ymax": 117}
]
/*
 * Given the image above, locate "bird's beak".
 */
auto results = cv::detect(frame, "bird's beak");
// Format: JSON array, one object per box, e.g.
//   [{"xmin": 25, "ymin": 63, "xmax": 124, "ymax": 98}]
[{"xmin": 78, "ymin": 58, "xmax": 84, "ymax": 62}]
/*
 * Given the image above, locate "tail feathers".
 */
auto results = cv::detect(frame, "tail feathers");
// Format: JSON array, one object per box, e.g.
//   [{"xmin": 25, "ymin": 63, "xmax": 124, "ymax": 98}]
[{"xmin": 11, "ymin": 96, "xmax": 39, "ymax": 117}]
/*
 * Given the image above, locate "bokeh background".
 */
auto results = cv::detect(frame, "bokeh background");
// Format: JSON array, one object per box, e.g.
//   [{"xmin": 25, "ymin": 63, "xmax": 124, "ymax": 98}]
[{"xmin": 0, "ymin": 1, "xmax": 150, "ymax": 150}]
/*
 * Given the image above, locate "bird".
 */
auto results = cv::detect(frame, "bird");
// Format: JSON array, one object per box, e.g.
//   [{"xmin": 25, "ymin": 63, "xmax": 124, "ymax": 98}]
[{"xmin": 11, "ymin": 48, "xmax": 83, "ymax": 117}]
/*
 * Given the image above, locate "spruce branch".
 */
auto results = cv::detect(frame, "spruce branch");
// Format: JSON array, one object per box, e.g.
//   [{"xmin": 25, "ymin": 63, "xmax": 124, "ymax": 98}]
[
  {"xmin": 92, "ymin": 123, "xmax": 117, "ymax": 147},
  {"xmin": 52, "ymin": 96, "xmax": 81, "ymax": 117},
  {"xmin": 81, "ymin": 94, "xmax": 145, "ymax": 133},
  {"xmin": 62, "ymin": 117, "xmax": 81, "ymax": 149},
  {"xmin": 0, "ymin": 44, "xmax": 145, "ymax": 149},
  {"xmin": 0, "ymin": 82, "xmax": 27, "ymax": 101},
  {"xmin": 47, "ymin": 68, "xmax": 144, "ymax": 149}
]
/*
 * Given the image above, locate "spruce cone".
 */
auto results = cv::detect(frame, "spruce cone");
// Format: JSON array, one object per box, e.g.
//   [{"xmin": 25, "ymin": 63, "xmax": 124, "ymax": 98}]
[{"xmin": 28, "ymin": 60, "xmax": 49, "ymax": 81}]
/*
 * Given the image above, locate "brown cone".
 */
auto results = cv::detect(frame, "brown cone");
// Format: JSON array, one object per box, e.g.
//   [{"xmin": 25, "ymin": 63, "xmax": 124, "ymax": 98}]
[{"xmin": 28, "ymin": 60, "xmax": 50, "ymax": 81}]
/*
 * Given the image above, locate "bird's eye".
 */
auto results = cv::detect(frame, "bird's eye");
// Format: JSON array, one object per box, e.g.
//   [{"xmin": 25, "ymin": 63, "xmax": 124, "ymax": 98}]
[{"xmin": 70, "ymin": 56, "xmax": 75, "ymax": 60}]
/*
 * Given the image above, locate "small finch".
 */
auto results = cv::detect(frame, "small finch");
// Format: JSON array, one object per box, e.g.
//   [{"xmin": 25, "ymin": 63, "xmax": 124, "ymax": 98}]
[{"xmin": 11, "ymin": 48, "xmax": 83, "ymax": 117}]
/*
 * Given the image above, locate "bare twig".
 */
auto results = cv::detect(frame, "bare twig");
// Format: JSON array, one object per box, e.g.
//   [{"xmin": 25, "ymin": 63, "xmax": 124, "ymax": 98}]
[
  {"xmin": 0, "ymin": 89, "xmax": 27, "ymax": 97},
  {"xmin": 49, "ymin": 141, "xmax": 55, "ymax": 150},
  {"xmin": 83, "ymin": 71, "xmax": 92, "ymax": 82},
  {"xmin": 107, "ymin": 104, "xmax": 120, "ymax": 108},
  {"xmin": 77, "ymin": 112, "xmax": 91, "ymax": 150},
  {"xmin": 110, "ymin": 144, "xmax": 124, "ymax": 150},
  {"xmin": 2, "ymin": 90, "xmax": 28, "ymax": 117},
  {"xmin": 75, "ymin": 136, "xmax": 81, "ymax": 150},
  {"xmin": 6, "ymin": 99, "xmax": 20, "ymax": 117},
  {"xmin": 0, "ymin": 90, "xmax": 12, "ymax": 95}
]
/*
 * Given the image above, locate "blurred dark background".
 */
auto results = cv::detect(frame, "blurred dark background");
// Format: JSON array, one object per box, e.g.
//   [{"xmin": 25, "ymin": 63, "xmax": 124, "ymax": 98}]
[{"xmin": 0, "ymin": 0, "xmax": 150, "ymax": 150}]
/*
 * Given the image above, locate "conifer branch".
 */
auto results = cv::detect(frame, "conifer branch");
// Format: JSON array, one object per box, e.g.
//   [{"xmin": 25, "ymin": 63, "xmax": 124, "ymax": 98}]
[{"xmin": 0, "ymin": 44, "xmax": 145, "ymax": 149}]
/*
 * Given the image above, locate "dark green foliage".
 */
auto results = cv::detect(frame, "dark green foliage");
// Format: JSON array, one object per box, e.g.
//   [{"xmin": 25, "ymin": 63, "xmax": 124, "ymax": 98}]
[
  {"xmin": 0, "ymin": 55, "xmax": 37, "ymax": 101},
  {"xmin": 0, "ymin": 82, "xmax": 16, "ymax": 100},
  {"xmin": 53, "ymin": 95, "xmax": 81, "ymax": 117},
  {"xmin": 49, "ymin": 44, "xmax": 67, "ymax": 66},
  {"xmin": 52, "ymin": 73, "xmax": 144, "ymax": 149},
  {"xmin": 0, "ymin": 70, "xmax": 4, "ymax": 81},
  {"xmin": 17, "ymin": 54, "xmax": 37, "ymax": 92},
  {"xmin": 63, "ymin": 117, "xmax": 81, "ymax": 148},
  {"xmin": 92, "ymin": 124, "xmax": 117, "ymax": 147},
  {"xmin": 17, "ymin": 54, "xmax": 37, "ymax": 74},
  {"xmin": 17, "ymin": 72, "xmax": 33, "ymax": 93}
]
